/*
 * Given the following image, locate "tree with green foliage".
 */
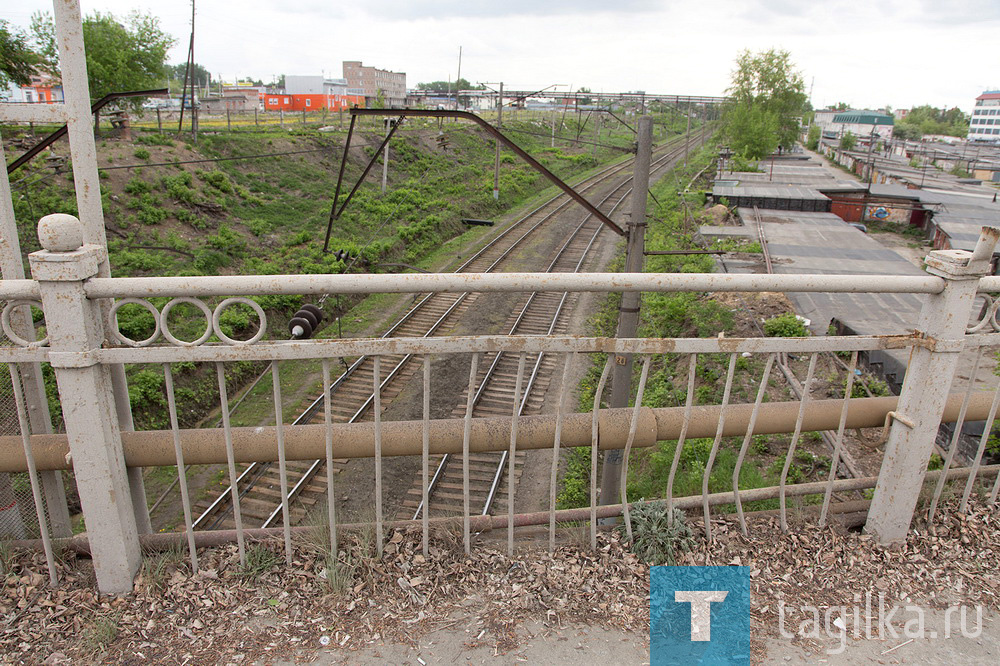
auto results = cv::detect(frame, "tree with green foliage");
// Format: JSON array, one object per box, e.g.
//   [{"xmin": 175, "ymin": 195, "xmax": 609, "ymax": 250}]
[
  {"xmin": 30, "ymin": 10, "xmax": 174, "ymax": 108},
  {"xmin": 839, "ymin": 131, "xmax": 856, "ymax": 150},
  {"xmin": 0, "ymin": 19, "xmax": 44, "ymax": 87},
  {"xmin": 896, "ymin": 104, "xmax": 968, "ymax": 138},
  {"xmin": 726, "ymin": 103, "xmax": 779, "ymax": 159},
  {"xmin": 724, "ymin": 48, "xmax": 807, "ymax": 159},
  {"xmin": 806, "ymin": 124, "xmax": 821, "ymax": 150},
  {"xmin": 416, "ymin": 77, "xmax": 483, "ymax": 93},
  {"xmin": 166, "ymin": 62, "xmax": 211, "ymax": 90}
]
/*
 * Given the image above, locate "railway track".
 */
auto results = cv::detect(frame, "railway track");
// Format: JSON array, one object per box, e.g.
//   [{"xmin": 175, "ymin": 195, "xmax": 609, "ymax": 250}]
[{"xmin": 193, "ymin": 131, "xmax": 703, "ymax": 531}]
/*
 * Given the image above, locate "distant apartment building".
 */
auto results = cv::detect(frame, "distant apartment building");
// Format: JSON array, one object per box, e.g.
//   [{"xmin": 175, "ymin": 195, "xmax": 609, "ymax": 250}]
[
  {"xmin": 342, "ymin": 61, "xmax": 406, "ymax": 107},
  {"xmin": 968, "ymin": 90, "xmax": 1000, "ymax": 142}
]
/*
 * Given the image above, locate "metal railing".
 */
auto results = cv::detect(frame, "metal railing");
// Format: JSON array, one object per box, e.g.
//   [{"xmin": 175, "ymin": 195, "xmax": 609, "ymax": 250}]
[{"xmin": 0, "ymin": 215, "xmax": 999, "ymax": 593}]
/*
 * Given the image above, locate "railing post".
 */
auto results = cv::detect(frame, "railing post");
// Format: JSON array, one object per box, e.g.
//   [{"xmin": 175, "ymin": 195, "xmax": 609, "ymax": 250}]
[
  {"xmin": 866, "ymin": 227, "xmax": 1000, "ymax": 543},
  {"xmin": 28, "ymin": 214, "xmax": 141, "ymax": 594}
]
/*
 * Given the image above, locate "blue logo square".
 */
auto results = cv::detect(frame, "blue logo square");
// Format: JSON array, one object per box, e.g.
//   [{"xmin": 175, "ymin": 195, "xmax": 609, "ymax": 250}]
[{"xmin": 650, "ymin": 566, "xmax": 753, "ymax": 665}]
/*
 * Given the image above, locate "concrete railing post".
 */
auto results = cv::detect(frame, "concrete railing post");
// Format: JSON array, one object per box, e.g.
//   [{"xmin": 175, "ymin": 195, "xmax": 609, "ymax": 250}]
[
  {"xmin": 28, "ymin": 214, "xmax": 140, "ymax": 594},
  {"xmin": 866, "ymin": 227, "xmax": 1000, "ymax": 543}
]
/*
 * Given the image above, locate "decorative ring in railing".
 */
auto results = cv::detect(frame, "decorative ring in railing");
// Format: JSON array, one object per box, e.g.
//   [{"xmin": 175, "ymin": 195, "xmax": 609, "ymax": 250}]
[
  {"xmin": 108, "ymin": 297, "xmax": 268, "ymax": 347},
  {"xmin": 967, "ymin": 293, "xmax": 1000, "ymax": 334},
  {"xmin": 1, "ymin": 300, "xmax": 48, "ymax": 348}
]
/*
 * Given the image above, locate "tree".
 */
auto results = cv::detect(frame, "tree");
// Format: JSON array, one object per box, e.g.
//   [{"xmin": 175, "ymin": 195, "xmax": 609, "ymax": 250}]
[
  {"xmin": 31, "ymin": 10, "xmax": 174, "ymax": 108},
  {"xmin": 577, "ymin": 86, "xmax": 593, "ymax": 105},
  {"xmin": 726, "ymin": 103, "xmax": 779, "ymax": 159},
  {"xmin": 0, "ymin": 19, "xmax": 43, "ymax": 87},
  {"xmin": 724, "ymin": 49, "xmax": 807, "ymax": 158},
  {"xmin": 806, "ymin": 124, "xmax": 821, "ymax": 150},
  {"xmin": 897, "ymin": 104, "xmax": 968, "ymax": 138},
  {"xmin": 166, "ymin": 62, "xmax": 211, "ymax": 89},
  {"xmin": 839, "ymin": 131, "xmax": 856, "ymax": 150},
  {"xmin": 416, "ymin": 77, "xmax": 483, "ymax": 93}
]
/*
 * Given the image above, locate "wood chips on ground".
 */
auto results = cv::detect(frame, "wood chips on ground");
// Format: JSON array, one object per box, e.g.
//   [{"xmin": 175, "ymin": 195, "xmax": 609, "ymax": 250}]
[{"xmin": 1, "ymin": 497, "xmax": 998, "ymax": 664}]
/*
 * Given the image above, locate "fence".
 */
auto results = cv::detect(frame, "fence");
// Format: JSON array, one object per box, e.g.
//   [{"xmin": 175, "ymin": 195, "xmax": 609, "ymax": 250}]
[
  {"xmin": 0, "ymin": 214, "xmax": 999, "ymax": 594},
  {"xmin": 2, "ymin": 0, "xmax": 999, "ymax": 598}
]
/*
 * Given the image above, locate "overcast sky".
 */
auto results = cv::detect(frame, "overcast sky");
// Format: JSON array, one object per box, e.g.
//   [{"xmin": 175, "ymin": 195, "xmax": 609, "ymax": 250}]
[{"xmin": 3, "ymin": 1, "xmax": 998, "ymax": 111}]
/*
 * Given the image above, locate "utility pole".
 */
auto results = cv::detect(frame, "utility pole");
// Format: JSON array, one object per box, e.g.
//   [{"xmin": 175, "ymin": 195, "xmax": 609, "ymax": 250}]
[
  {"xmin": 177, "ymin": 0, "xmax": 196, "ymax": 137},
  {"xmin": 684, "ymin": 100, "xmax": 691, "ymax": 165},
  {"xmin": 455, "ymin": 46, "xmax": 463, "ymax": 111},
  {"xmin": 493, "ymin": 82, "xmax": 503, "ymax": 200},
  {"xmin": 599, "ymin": 115, "xmax": 653, "ymax": 509},
  {"xmin": 382, "ymin": 118, "xmax": 391, "ymax": 195}
]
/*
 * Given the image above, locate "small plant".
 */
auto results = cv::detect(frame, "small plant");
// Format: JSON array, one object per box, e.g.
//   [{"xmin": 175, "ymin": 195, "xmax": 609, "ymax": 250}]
[
  {"xmin": 624, "ymin": 501, "xmax": 695, "ymax": 566},
  {"xmin": 123, "ymin": 177, "xmax": 151, "ymax": 195},
  {"xmin": 319, "ymin": 554, "xmax": 356, "ymax": 595},
  {"xmin": 239, "ymin": 543, "xmax": 280, "ymax": 580},
  {"xmin": 138, "ymin": 544, "xmax": 185, "ymax": 591},
  {"xmin": 0, "ymin": 539, "xmax": 14, "ymax": 578},
  {"xmin": 133, "ymin": 148, "xmax": 151, "ymax": 161},
  {"xmin": 927, "ymin": 453, "xmax": 944, "ymax": 471},
  {"xmin": 763, "ymin": 312, "xmax": 808, "ymax": 337},
  {"xmin": 82, "ymin": 614, "xmax": 119, "ymax": 654}
]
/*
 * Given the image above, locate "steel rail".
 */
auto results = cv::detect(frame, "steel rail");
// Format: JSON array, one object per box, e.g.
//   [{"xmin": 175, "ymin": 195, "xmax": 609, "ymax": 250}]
[
  {"xmin": 255, "ymin": 144, "xmax": 685, "ymax": 527},
  {"xmin": 194, "ymin": 134, "xmax": 691, "ymax": 531},
  {"xmin": 268, "ymin": 140, "xmax": 690, "ymax": 528},
  {"xmin": 418, "ymin": 137, "xmax": 695, "ymax": 519}
]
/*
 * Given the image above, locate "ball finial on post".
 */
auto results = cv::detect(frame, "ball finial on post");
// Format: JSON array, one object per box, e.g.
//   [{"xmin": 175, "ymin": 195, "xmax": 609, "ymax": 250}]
[{"xmin": 37, "ymin": 214, "xmax": 85, "ymax": 253}]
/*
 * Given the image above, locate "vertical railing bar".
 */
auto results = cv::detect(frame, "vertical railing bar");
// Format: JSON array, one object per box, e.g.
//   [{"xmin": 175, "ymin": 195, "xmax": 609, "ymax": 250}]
[
  {"xmin": 323, "ymin": 359, "xmax": 337, "ymax": 558},
  {"xmin": 732, "ymin": 353, "xmax": 776, "ymax": 536},
  {"xmin": 8, "ymin": 365, "xmax": 57, "ymax": 586},
  {"xmin": 422, "ymin": 355, "xmax": 431, "ymax": 557},
  {"xmin": 590, "ymin": 356, "xmax": 613, "ymax": 550},
  {"xmin": 215, "ymin": 362, "xmax": 245, "ymax": 565},
  {"xmin": 373, "ymin": 355, "xmax": 384, "ymax": 556},
  {"xmin": 163, "ymin": 363, "xmax": 198, "ymax": 572},
  {"xmin": 929, "ymin": 347, "xmax": 983, "ymax": 521},
  {"xmin": 702, "ymin": 353, "xmax": 738, "ymax": 540},
  {"xmin": 819, "ymin": 351, "xmax": 858, "ymax": 527},
  {"xmin": 549, "ymin": 352, "xmax": 575, "ymax": 551},
  {"xmin": 961, "ymin": 380, "xmax": 1000, "ymax": 512},
  {"xmin": 462, "ymin": 353, "xmax": 480, "ymax": 555},
  {"xmin": 620, "ymin": 356, "xmax": 652, "ymax": 544},
  {"xmin": 509, "ymin": 352, "xmax": 526, "ymax": 556},
  {"xmin": 666, "ymin": 353, "xmax": 698, "ymax": 523},
  {"xmin": 991, "ymin": 458, "xmax": 1000, "ymax": 504},
  {"xmin": 779, "ymin": 352, "xmax": 818, "ymax": 532},
  {"xmin": 271, "ymin": 360, "xmax": 292, "ymax": 564}
]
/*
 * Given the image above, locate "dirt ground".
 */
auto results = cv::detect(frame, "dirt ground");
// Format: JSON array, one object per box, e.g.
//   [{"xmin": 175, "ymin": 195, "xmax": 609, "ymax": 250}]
[{"xmin": 6, "ymin": 497, "xmax": 999, "ymax": 665}]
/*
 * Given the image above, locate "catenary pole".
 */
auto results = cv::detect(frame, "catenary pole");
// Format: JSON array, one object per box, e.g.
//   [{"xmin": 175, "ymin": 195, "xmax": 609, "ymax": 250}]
[{"xmin": 599, "ymin": 115, "xmax": 653, "ymax": 509}]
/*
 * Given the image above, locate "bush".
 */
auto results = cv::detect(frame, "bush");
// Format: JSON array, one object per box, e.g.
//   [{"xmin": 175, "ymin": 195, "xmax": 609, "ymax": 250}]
[
  {"xmin": 763, "ymin": 312, "xmax": 808, "ymax": 337},
  {"xmin": 124, "ymin": 177, "xmax": 151, "ymax": 195},
  {"xmin": 623, "ymin": 502, "xmax": 695, "ymax": 566},
  {"xmin": 134, "ymin": 148, "xmax": 151, "ymax": 161},
  {"xmin": 839, "ymin": 132, "xmax": 856, "ymax": 151},
  {"xmin": 200, "ymin": 170, "xmax": 234, "ymax": 194}
]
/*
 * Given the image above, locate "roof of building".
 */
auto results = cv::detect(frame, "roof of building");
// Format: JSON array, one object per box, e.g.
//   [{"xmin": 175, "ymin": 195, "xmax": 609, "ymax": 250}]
[
  {"xmin": 977, "ymin": 91, "xmax": 1000, "ymax": 100},
  {"xmin": 832, "ymin": 111, "xmax": 894, "ymax": 126}
]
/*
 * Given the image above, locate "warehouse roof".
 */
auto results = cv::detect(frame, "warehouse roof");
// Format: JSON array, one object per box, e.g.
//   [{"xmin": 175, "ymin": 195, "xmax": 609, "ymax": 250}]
[{"xmin": 832, "ymin": 111, "xmax": 894, "ymax": 126}]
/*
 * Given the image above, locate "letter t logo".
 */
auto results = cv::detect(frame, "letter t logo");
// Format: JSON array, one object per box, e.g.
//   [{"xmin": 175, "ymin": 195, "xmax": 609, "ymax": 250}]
[{"xmin": 675, "ymin": 591, "xmax": 729, "ymax": 641}]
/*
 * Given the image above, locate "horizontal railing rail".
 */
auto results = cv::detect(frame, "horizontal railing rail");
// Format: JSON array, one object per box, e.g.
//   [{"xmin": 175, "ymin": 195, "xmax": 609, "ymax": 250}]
[{"xmin": 3, "ymin": 216, "xmax": 1000, "ymax": 595}]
